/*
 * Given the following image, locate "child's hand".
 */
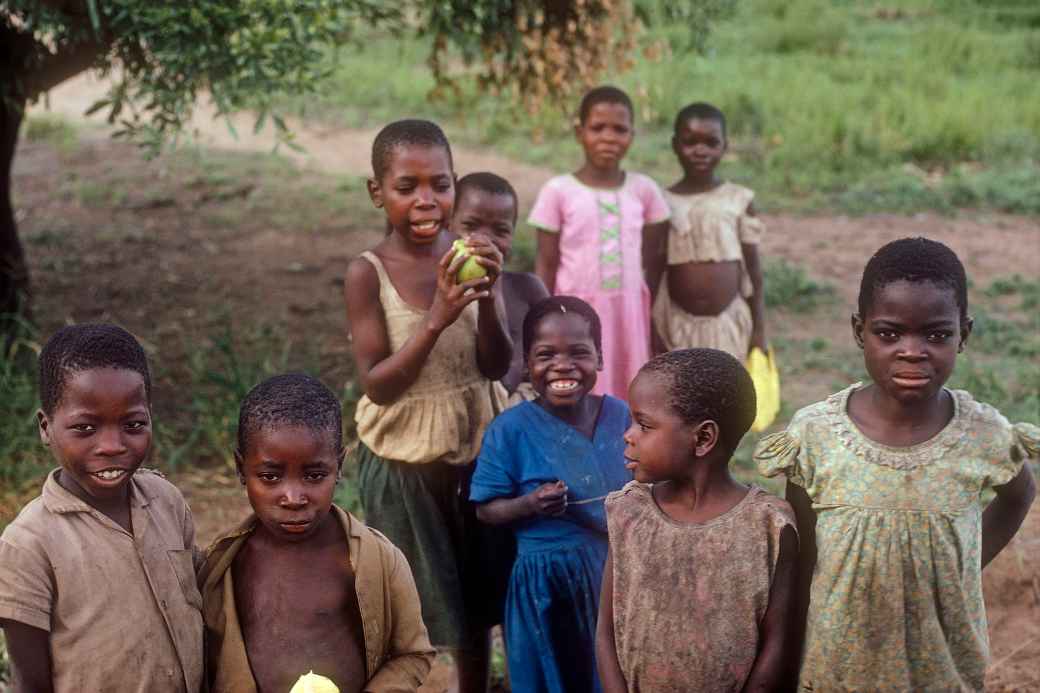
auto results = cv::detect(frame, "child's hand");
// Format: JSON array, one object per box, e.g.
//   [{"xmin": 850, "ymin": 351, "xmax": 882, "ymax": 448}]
[
  {"xmin": 428, "ymin": 246, "xmax": 492, "ymax": 331},
  {"xmin": 750, "ymin": 326, "xmax": 768, "ymax": 353},
  {"xmin": 525, "ymin": 480, "xmax": 568, "ymax": 517},
  {"xmin": 459, "ymin": 233, "xmax": 503, "ymax": 289}
]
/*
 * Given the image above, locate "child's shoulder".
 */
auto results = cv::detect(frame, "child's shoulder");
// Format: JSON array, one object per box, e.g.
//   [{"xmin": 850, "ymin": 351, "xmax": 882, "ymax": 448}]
[
  {"xmin": 744, "ymin": 486, "xmax": 797, "ymax": 529},
  {"xmin": 131, "ymin": 467, "xmax": 191, "ymax": 515},
  {"xmin": 949, "ymin": 389, "xmax": 1037, "ymax": 457},
  {"xmin": 606, "ymin": 479, "xmax": 652, "ymax": 510}
]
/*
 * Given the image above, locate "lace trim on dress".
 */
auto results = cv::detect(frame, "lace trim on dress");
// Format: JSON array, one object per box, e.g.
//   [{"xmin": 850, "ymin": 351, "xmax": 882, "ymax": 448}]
[{"xmin": 828, "ymin": 383, "xmax": 970, "ymax": 471}]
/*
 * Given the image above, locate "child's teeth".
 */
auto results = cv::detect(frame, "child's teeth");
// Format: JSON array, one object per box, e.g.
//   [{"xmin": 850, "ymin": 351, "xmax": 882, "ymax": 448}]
[{"xmin": 95, "ymin": 469, "xmax": 126, "ymax": 480}]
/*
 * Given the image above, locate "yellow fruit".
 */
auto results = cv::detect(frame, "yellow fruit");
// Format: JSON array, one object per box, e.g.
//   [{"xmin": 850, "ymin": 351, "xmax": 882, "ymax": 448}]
[
  {"xmin": 452, "ymin": 239, "xmax": 488, "ymax": 283},
  {"xmin": 289, "ymin": 671, "xmax": 339, "ymax": 693}
]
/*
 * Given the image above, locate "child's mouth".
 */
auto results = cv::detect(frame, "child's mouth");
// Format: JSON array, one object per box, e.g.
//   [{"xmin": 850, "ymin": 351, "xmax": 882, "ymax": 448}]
[
  {"xmin": 92, "ymin": 468, "xmax": 129, "ymax": 482},
  {"xmin": 410, "ymin": 220, "xmax": 440, "ymax": 238},
  {"xmin": 548, "ymin": 379, "xmax": 579, "ymax": 393}
]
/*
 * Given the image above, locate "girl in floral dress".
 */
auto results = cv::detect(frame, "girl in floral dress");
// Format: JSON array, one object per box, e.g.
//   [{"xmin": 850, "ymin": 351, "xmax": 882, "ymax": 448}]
[{"xmin": 756, "ymin": 237, "xmax": 1037, "ymax": 692}]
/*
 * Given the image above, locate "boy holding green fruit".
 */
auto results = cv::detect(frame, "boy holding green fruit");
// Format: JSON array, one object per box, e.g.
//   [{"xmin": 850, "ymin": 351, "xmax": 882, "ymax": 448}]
[{"xmin": 198, "ymin": 373, "xmax": 434, "ymax": 692}]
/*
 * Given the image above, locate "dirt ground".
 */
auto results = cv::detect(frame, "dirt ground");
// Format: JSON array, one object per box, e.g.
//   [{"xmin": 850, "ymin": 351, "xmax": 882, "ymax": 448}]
[{"xmin": 13, "ymin": 75, "xmax": 1040, "ymax": 690}]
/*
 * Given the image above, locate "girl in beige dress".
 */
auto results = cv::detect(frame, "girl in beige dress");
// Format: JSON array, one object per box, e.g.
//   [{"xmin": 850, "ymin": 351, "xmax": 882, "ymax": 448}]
[{"xmin": 652, "ymin": 102, "xmax": 767, "ymax": 361}]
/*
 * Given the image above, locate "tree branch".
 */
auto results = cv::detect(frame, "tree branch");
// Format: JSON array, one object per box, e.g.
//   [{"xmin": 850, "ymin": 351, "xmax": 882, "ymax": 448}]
[{"xmin": 23, "ymin": 38, "xmax": 109, "ymax": 101}]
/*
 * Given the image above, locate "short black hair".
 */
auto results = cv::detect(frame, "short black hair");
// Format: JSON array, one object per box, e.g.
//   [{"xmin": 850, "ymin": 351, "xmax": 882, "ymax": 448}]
[
  {"xmin": 858, "ymin": 237, "xmax": 968, "ymax": 321},
  {"xmin": 370, "ymin": 119, "xmax": 453, "ymax": 180},
  {"xmin": 578, "ymin": 85, "xmax": 634, "ymax": 125},
  {"xmin": 639, "ymin": 348, "xmax": 756, "ymax": 454},
  {"xmin": 674, "ymin": 102, "xmax": 727, "ymax": 139},
  {"xmin": 456, "ymin": 172, "xmax": 518, "ymax": 222},
  {"xmin": 39, "ymin": 323, "xmax": 151, "ymax": 416},
  {"xmin": 522, "ymin": 296, "xmax": 602, "ymax": 358},
  {"xmin": 236, "ymin": 373, "xmax": 343, "ymax": 457}
]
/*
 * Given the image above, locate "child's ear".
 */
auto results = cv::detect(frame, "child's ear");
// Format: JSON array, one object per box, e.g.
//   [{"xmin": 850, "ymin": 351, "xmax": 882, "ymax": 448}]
[
  {"xmin": 37, "ymin": 409, "xmax": 51, "ymax": 446},
  {"xmin": 959, "ymin": 316, "xmax": 974, "ymax": 352},
  {"xmin": 366, "ymin": 177, "xmax": 383, "ymax": 209},
  {"xmin": 692, "ymin": 420, "xmax": 720, "ymax": 458},
  {"xmin": 851, "ymin": 313, "xmax": 866, "ymax": 349},
  {"xmin": 233, "ymin": 450, "xmax": 246, "ymax": 485}
]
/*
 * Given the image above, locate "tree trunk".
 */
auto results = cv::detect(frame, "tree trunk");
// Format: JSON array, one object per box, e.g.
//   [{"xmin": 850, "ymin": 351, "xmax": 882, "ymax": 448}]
[{"xmin": 0, "ymin": 95, "xmax": 29, "ymax": 333}]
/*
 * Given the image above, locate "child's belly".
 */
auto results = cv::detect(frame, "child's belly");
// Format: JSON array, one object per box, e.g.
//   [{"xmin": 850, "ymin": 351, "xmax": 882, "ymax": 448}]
[{"xmin": 667, "ymin": 260, "xmax": 742, "ymax": 315}]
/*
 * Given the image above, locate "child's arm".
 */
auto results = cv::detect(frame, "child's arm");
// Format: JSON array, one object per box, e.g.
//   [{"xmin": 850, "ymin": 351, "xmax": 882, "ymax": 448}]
[
  {"xmin": 466, "ymin": 234, "xmax": 513, "ymax": 380},
  {"xmin": 595, "ymin": 549, "xmax": 627, "ymax": 693},
  {"xmin": 741, "ymin": 524, "xmax": 799, "ymax": 693},
  {"xmin": 475, "ymin": 481, "xmax": 567, "ymax": 525},
  {"xmin": 535, "ymin": 230, "xmax": 561, "ymax": 294},
  {"xmin": 642, "ymin": 220, "xmax": 669, "ymax": 303},
  {"xmin": 742, "ymin": 205, "xmax": 767, "ymax": 353},
  {"xmin": 981, "ymin": 464, "xmax": 1036, "ymax": 568},
  {"xmin": 785, "ymin": 482, "xmax": 816, "ymax": 671},
  {"xmin": 2, "ymin": 620, "xmax": 53, "ymax": 693},
  {"xmin": 344, "ymin": 249, "xmax": 492, "ymax": 405},
  {"xmin": 364, "ymin": 545, "xmax": 437, "ymax": 691}
]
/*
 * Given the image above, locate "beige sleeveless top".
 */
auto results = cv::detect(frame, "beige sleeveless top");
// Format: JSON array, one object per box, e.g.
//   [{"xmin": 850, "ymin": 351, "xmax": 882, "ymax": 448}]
[
  {"xmin": 354, "ymin": 251, "xmax": 506, "ymax": 465},
  {"xmin": 665, "ymin": 182, "xmax": 764, "ymax": 299}
]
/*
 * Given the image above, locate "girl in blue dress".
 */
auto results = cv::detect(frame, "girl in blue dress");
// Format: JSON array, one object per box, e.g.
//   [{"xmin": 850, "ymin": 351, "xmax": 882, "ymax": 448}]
[{"xmin": 470, "ymin": 295, "xmax": 632, "ymax": 693}]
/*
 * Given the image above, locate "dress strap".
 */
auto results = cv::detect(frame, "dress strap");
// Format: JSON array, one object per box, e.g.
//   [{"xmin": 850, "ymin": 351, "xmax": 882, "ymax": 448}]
[{"xmin": 358, "ymin": 250, "xmax": 406, "ymax": 310}]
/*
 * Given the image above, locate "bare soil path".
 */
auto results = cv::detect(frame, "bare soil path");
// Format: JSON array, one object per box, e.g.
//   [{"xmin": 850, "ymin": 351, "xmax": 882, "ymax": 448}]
[{"xmin": 22, "ymin": 74, "xmax": 1040, "ymax": 692}]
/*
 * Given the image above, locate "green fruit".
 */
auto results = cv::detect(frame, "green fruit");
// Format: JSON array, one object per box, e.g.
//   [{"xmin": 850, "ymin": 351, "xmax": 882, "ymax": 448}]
[
  {"xmin": 289, "ymin": 671, "xmax": 339, "ymax": 693},
  {"xmin": 452, "ymin": 239, "xmax": 488, "ymax": 283}
]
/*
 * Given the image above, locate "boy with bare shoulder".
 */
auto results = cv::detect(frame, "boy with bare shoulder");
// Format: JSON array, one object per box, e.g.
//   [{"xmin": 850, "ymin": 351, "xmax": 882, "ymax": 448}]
[
  {"xmin": 452, "ymin": 172, "xmax": 549, "ymax": 401},
  {"xmin": 198, "ymin": 373, "xmax": 434, "ymax": 693}
]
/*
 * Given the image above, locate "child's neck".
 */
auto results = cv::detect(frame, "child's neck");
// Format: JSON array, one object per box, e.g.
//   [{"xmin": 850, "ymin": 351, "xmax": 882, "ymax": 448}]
[
  {"xmin": 538, "ymin": 393, "xmax": 602, "ymax": 440},
  {"xmin": 653, "ymin": 460, "xmax": 747, "ymax": 524},
  {"xmin": 574, "ymin": 162, "xmax": 625, "ymax": 189},
  {"xmin": 670, "ymin": 171, "xmax": 722, "ymax": 195},
  {"xmin": 849, "ymin": 383, "xmax": 954, "ymax": 448}
]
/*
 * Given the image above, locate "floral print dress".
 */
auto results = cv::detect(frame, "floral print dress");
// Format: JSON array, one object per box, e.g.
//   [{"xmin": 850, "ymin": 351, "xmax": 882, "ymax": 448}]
[{"xmin": 755, "ymin": 383, "xmax": 1039, "ymax": 692}]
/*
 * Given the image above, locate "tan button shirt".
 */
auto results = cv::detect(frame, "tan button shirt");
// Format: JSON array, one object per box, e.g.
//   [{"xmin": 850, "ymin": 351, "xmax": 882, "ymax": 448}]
[
  {"xmin": 0, "ymin": 469, "xmax": 204, "ymax": 693},
  {"xmin": 198, "ymin": 505, "xmax": 435, "ymax": 692}
]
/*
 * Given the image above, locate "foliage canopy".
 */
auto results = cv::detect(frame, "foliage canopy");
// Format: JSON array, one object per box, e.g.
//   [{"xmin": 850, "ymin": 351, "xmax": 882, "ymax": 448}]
[{"xmin": 4, "ymin": 0, "xmax": 732, "ymax": 141}]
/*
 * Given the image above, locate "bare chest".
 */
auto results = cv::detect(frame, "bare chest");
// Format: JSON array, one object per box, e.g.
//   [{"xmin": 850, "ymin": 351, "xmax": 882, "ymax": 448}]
[{"xmin": 233, "ymin": 548, "xmax": 367, "ymax": 693}]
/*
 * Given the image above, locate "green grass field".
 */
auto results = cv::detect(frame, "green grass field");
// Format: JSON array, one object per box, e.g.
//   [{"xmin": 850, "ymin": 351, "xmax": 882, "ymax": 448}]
[{"xmin": 278, "ymin": 0, "xmax": 1040, "ymax": 214}]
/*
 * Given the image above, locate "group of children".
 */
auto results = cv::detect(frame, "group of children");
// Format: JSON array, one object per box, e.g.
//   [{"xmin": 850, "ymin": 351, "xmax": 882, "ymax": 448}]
[{"xmin": 0, "ymin": 84, "xmax": 1036, "ymax": 693}]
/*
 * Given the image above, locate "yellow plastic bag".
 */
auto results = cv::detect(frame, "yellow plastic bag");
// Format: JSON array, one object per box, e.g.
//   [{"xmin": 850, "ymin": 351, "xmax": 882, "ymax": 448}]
[{"xmin": 746, "ymin": 347, "xmax": 780, "ymax": 432}]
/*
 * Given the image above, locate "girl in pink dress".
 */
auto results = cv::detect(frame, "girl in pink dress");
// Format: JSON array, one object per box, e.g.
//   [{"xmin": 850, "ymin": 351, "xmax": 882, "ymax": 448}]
[{"xmin": 529, "ymin": 86, "xmax": 670, "ymax": 400}]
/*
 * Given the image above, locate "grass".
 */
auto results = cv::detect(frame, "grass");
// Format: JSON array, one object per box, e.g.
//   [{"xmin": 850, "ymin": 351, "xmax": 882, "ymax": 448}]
[{"xmin": 274, "ymin": 0, "xmax": 1040, "ymax": 215}]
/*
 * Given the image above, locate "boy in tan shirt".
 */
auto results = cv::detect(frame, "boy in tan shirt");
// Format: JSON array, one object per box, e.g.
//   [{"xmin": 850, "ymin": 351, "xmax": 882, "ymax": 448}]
[
  {"xmin": 0, "ymin": 324, "xmax": 203, "ymax": 692},
  {"xmin": 198, "ymin": 373, "xmax": 434, "ymax": 692}
]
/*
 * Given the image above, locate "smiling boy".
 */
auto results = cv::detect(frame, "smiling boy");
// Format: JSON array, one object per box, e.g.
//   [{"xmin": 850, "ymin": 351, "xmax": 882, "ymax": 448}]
[
  {"xmin": 198, "ymin": 373, "xmax": 434, "ymax": 693},
  {"xmin": 0, "ymin": 324, "xmax": 203, "ymax": 693}
]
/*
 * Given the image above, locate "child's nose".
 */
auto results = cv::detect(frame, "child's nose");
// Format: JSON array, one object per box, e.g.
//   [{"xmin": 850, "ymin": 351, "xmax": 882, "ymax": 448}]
[
  {"xmin": 96, "ymin": 427, "xmax": 128, "ymax": 455},
  {"xmin": 280, "ymin": 486, "xmax": 309, "ymax": 508}
]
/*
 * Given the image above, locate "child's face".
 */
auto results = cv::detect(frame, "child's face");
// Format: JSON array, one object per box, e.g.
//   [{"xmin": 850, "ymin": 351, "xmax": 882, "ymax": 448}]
[
  {"xmin": 853, "ymin": 279, "xmax": 970, "ymax": 406},
  {"xmin": 238, "ymin": 425, "xmax": 341, "ymax": 543},
  {"xmin": 367, "ymin": 144, "xmax": 454, "ymax": 245},
  {"xmin": 450, "ymin": 189, "xmax": 517, "ymax": 262},
  {"xmin": 38, "ymin": 367, "xmax": 152, "ymax": 502},
  {"xmin": 576, "ymin": 102, "xmax": 634, "ymax": 171},
  {"xmin": 673, "ymin": 117, "xmax": 726, "ymax": 177},
  {"xmin": 623, "ymin": 372, "xmax": 696, "ymax": 483},
  {"xmin": 527, "ymin": 313, "xmax": 600, "ymax": 408}
]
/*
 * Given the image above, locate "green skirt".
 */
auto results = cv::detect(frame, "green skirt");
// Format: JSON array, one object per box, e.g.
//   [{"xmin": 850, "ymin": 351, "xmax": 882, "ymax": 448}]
[{"xmin": 355, "ymin": 442, "xmax": 514, "ymax": 650}]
